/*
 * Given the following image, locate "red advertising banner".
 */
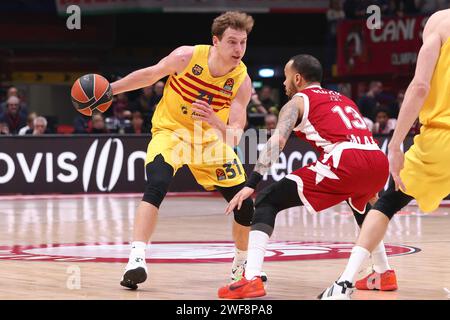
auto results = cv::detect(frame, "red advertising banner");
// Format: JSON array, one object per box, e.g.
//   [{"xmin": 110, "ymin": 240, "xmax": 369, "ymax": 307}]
[{"xmin": 337, "ymin": 15, "xmax": 429, "ymax": 76}]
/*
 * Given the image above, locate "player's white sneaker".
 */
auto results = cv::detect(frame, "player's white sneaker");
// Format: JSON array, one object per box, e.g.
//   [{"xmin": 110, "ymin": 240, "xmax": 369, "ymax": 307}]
[
  {"xmin": 318, "ymin": 281, "xmax": 354, "ymax": 300},
  {"xmin": 230, "ymin": 260, "xmax": 268, "ymax": 282},
  {"xmin": 120, "ymin": 256, "xmax": 148, "ymax": 290}
]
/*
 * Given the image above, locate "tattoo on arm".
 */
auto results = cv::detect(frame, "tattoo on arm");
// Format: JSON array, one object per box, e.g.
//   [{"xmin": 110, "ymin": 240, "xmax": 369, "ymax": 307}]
[{"xmin": 254, "ymin": 98, "xmax": 300, "ymax": 176}]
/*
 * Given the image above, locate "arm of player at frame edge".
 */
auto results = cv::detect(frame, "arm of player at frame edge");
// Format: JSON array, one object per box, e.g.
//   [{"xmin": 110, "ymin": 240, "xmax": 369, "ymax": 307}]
[
  {"xmin": 225, "ymin": 96, "xmax": 303, "ymax": 214},
  {"xmin": 387, "ymin": 15, "xmax": 442, "ymax": 191},
  {"xmin": 110, "ymin": 46, "xmax": 193, "ymax": 95}
]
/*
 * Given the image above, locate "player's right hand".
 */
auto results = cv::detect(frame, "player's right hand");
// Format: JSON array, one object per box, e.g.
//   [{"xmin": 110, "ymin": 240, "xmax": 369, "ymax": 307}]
[
  {"xmin": 225, "ymin": 187, "xmax": 254, "ymax": 215},
  {"xmin": 388, "ymin": 147, "xmax": 406, "ymax": 192}
]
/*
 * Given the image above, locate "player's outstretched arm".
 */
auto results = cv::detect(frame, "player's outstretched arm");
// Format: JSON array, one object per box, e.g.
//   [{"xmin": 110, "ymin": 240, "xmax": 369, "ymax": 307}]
[
  {"xmin": 388, "ymin": 19, "xmax": 441, "ymax": 150},
  {"xmin": 224, "ymin": 96, "xmax": 303, "ymax": 214},
  {"xmin": 388, "ymin": 14, "xmax": 442, "ymax": 190},
  {"xmin": 110, "ymin": 46, "xmax": 193, "ymax": 95}
]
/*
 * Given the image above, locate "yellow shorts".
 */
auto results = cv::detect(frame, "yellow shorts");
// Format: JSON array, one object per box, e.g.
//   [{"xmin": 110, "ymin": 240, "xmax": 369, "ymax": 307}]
[
  {"xmin": 400, "ymin": 126, "xmax": 450, "ymax": 212},
  {"xmin": 145, "ymin": 130, "xmax": 246, "ymax": 191}
]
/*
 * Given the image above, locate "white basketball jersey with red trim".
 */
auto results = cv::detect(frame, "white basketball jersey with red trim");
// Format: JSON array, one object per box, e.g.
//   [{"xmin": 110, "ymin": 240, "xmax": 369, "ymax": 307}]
[{"xmin": 294, "ymin": 85, "xmax": 377, "ymax": 154}]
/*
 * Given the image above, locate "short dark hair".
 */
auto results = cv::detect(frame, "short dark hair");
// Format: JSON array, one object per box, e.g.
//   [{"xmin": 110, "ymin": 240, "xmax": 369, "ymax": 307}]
[{"xmin": 289, "ymin": 54, "xmax": 323, "ymax": 83}]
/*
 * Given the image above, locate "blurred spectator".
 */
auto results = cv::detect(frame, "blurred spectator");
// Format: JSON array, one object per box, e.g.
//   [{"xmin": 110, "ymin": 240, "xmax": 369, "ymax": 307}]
[
  {"xmin": 388, "ymin": 89, "xmax": 405, "ymax": 119},
  {"xmin": 0, "ymin": 96, "xmax": 27, "ymax": 134},
  {"xmin": 326, "ymin": 0, "xmax": 346, "ymax": 70},
  {"xmin": 30, "ymin": 116, "xmax": 48, "ymax": 135},
  {"xmin": 259, "ymin": 85, "xmax": 275, "ymax": 109},
  {"xmin": 264, "ymin": 114, "xmax": 278, "ymax": 131},
  {"xmin": 372, "ymin": 107, "xmax": 397, "ymax": 134},
  {"xmin": 0, "ymin": 122, "xmax": 9, "ymax": 135},
  {"xmin": 337, "ymin": 83, "xmax": 352, "ymax": 99},
  {"xmin": 363, "ymin": 117, "xmax": 374, "ymax": 132},
  {"xmin": 154, "ymin": 81, "xmax": 165, "ymax": 103},
  {"xmin": 105, "ymin": 100, "xmax": 132, "ymax": 134},
  {"xmin": 327, "ymin": 0, "xmax": 345, "ymax": 34},
  {"xmin": 125, "ymin": 111, "xmax": 146, "ymax": 134},
  {"xmin": 132, "ymin": 85, "xmax": 159, "ymax": 116},
  {"xmin": 18, "ymin": 112, "xmax": 37, "ymax": 135},
  {"xmin": 343, "ymin": 0, "xmax": 369, "ymax": 19},
  {"xmin": 89, "ymin": 113, "xmax": 108, "ymax": 134},
  {"xmin": 357, "ymin": 81, "xmax": 382, "ymax": 122},
  {"xmin": 248, "ymin": 87, "xmax": 268, "ymax": 114},
  {"xmin": 344, "ymin": 0, "xmax": 419, "ymax": 18},
  {"xmin": 390, "ymin": 0, "xmax": 419, "ymax": 17},
  {"xmin": 73, "ymin": 115, "xmax": 90, "ymax": 134},
  {"xmin": 0, "ymin": 86, "xmax": 28, "ymax": 117},
  {"xmin": 258, "ymin": 85, "xmax": 279, "ymax": 114},
  {"xmin": 416, "ymin": 0, "xmax": 450, "ymax": 14}
]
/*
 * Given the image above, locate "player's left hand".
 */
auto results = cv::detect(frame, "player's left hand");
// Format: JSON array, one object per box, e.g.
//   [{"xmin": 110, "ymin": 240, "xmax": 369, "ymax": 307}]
[
  {"xmin": 388, "ymin": 147, "xmax": 406, "ymax": 192},
  {"xmin": 192, "ymin": 99, "xmax": 220, "ymax": 127},
  {"xmin": 225, "ymin": 186, "xmax": 254, "ymax": 215}
]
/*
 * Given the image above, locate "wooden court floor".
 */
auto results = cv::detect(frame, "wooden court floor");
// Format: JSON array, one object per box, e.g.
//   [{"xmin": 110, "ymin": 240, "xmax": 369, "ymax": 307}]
[{"xmin": 0, "ymin": 194, "xmax": 449, "ymax": 300}]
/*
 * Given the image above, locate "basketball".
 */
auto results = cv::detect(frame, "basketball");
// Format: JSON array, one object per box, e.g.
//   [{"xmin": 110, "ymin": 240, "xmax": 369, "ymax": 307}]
[{"xmin": 71, "ymin": 74, "xmax": 113, "ymax": 116}]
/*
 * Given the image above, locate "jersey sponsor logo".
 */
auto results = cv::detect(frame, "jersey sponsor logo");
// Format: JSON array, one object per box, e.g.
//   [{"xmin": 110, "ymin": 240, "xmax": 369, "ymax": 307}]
[
  {"xmin": 216, "ymin": 168, "xmax": 227, "ymax": 181},
  {"xmin": 192, "ymin": 64, "xmax": 203, "ymax": 76},
  {"xmin": 0, "ymin": 241, "xmax": 420, "ymax": 263},
  {"xmin": 223, "ymin": 78, "xmax": 234, "ymax": 91}
]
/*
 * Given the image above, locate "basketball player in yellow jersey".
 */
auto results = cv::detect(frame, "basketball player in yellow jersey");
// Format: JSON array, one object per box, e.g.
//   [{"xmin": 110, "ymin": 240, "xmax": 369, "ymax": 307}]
[
  {"xmin": 320, "ymin": 9, "xmax": 450, "ymax": 299},
  {"xmin": 109, "ymin": 12, "xmax": 259, "ymax": 290}
]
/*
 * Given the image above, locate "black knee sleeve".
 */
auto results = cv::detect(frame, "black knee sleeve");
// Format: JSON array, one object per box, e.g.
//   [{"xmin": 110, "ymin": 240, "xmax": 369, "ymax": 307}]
[
  {"xmin": 217, "ymin": 182, "xmax": 254, "ymax": 227},
  {"xmin": 251, "ymin": 178, "xmax": 302, "ymax": 237},
  {"xmin": 373, "ymin": 187, "xmax": 413, "ymax": 220},
  {"xmin": 347, "ymin": 201, "xmax": 372, "ymax": 227},
  {"xmin": 142, "ymin": 154, "xmax": 174, "ymax": 208}
]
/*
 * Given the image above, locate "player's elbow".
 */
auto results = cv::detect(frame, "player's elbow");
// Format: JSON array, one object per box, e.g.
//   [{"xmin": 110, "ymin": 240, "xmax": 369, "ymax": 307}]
[{"xmin": 409, "ymin": 80, "xmax": 430, "ymax": 99}]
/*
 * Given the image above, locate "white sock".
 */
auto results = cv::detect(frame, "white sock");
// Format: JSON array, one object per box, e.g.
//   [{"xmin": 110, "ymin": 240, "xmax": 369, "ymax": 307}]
[
  {"xmin": 232, "ymin": 248, "xmax": 248, "ymax": 269},
  {"xmin": 245, "ymin": 231, "xmax": 269, "ymax": 280},
  {"xmin": 130, "ymin": 241, "xmax": 147, "ymax": 259},
  {"xmin": 371, "ymin": 241, "xmax": 391, "ymax": 273},
  {"xmin": 338, "ymin": 246, "xmax": 370, "ymax": 284}
]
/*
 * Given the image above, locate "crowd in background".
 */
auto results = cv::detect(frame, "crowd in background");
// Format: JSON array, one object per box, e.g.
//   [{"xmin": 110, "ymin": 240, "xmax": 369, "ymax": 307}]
[
  {"xmin": 0, "ymin": 79, "xmax": 418, "ymax": 137},
  {"xmin": 2, "ymin": 0, "xmax": 439, "ymax": 137}
]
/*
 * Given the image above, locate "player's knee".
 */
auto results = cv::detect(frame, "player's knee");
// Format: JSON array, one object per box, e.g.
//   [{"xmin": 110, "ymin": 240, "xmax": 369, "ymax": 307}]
[
  {"xmin": 142, "ymin": 154, "xmax": 174, "ymax": 208},
  {"xmin": 254, "ymin": 185, "xmax": 273, "ymax": 209},
  {"xmin": 373, "ymin": 189, "xmax": 413, "ymax": 220},
  {"xmin": 233, "ymin": 197, "xmax": 254, "ymax": 227}
]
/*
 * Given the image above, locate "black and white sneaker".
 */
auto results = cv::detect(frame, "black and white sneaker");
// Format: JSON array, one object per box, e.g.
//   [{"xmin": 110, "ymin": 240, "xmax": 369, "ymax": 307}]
[
  {"xmin": 318, "ymin": 280, "xmax": 354, "ymax": 300},
  {"xmin": 230, "ymin": 260, "xmax": 268, "ymax": 282},
  {"xmin": 120, "ymin": 257, "xmax": 148, "ymax": 290}
]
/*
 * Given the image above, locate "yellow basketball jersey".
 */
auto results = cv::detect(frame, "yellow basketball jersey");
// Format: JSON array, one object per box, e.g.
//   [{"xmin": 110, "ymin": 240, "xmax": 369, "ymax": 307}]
[
  {"xmin": 151, "ymin": 45, "xmax": 248, "ymax": 144},
  {"xmin": 419, "ymin": 37, "xmax": 450, "ymax": 128}
]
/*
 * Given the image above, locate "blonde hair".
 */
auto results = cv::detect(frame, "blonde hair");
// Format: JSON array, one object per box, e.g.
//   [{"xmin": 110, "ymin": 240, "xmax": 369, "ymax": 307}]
[{"xmin": 211, "ymin": 11, "xmax": 254, "ymax": 39}]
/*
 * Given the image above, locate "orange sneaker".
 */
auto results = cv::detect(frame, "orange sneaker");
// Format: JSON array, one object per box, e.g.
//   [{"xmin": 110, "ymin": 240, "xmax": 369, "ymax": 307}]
[
  {"xmin": 355, "ymin": 269, "xmax": 398, "ymax": 291},
  {"xmin": 218, "ymin": 277, "xmax": 266, "ymax": 299}
]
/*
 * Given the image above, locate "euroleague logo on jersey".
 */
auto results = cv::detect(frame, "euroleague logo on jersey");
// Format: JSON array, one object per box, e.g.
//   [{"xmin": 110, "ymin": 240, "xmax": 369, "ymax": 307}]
[{"xmin": 0, "ymin": 241, "xmax": 419, "ymax": 263}]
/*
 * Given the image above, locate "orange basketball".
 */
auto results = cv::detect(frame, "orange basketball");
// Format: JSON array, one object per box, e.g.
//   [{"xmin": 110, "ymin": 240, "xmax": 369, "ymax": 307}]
[{"xmin": 71, "ymin": 74, "xmax": 113, "ymax": 116}]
